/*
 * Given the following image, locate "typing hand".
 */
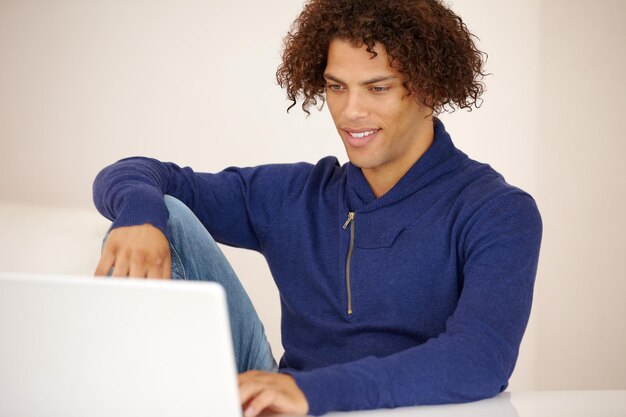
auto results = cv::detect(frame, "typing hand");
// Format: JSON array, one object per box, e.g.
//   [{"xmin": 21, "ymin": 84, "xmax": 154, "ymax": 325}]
[
  {"xmin": 94, "ymin": 224, "xmax": 171, "ymax": 279},
  {"xmin": 238, "ymin": 371, "xmax": 309, "ymax": 417}
]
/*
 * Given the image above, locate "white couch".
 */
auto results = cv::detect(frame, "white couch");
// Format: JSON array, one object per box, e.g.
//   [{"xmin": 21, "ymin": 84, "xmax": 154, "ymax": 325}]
[{"xmin": 0, "ymin": 200, "xmax": 284, "ymax": 359}]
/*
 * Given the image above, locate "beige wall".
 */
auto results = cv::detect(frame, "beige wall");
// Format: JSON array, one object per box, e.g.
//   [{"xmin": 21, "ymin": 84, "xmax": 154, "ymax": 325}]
[
  {"xmin": 534, "ymin": 0, "xmax": 626, "ymax": 389},
  {"xmin": 0, "ymin": 0, "xmax": 624, "ymax": 390}
]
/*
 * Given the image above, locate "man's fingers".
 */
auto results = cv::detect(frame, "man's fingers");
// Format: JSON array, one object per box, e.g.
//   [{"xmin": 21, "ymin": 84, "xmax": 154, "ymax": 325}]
[
  {"xmin": 244, "ymin": 390, "xmax": 278, "ymax": 417},
  {"xmin": 111, "ymin": 255, "xmax": 130, "ymax": 278},
  {"xmin": 238, "ymin": 371, "xmax": 262, "ymax": 385},
  {"xmin": 238, "ymin": 372, "xmax": 308, "ymax": 416},
  {"xmin": 147, "ymin": 264, "xmax": 164, "ymax": 279},
  {"xmin": 96, "ymin": 251, "xmax": 171, "ymax": 279},
  {"xmin": 162, "ymin": 254, "xmax": 172, "ymax": 279},
  {"xmin": 129, "ymin": 253, "xmax": 148, "ymax": 278},
  {"xmin": 144, "ymin": 249, "xmax": 171, "ymax": 279},
  {"xmin": 238, "ymin": 380, "xmax": 265, "ymax": 406},
  {"xmin": 94, "ymin": 251, "xmax": 115, "ymax": 277}
]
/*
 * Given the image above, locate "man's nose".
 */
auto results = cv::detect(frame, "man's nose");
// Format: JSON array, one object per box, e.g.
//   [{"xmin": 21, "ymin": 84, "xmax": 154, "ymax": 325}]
[{"xmin": 342, "ymin": 92, "xmax": 369, "ymax": 121}]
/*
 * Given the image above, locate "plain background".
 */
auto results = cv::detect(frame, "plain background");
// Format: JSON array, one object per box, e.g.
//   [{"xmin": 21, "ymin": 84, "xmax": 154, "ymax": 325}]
[{"xmin": 1, "ymin": 0, "xmax": 624, "ymax": 391}]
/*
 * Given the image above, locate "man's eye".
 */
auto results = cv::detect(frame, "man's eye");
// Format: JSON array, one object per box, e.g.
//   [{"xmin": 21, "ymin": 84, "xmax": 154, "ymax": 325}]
[
  {"xmin": 370, "ymin": 86, "xmax": 389, "ymax": 93},
  {"xmin": 327, "ymin": 84, "xmax": 343, "ymax": 91}
]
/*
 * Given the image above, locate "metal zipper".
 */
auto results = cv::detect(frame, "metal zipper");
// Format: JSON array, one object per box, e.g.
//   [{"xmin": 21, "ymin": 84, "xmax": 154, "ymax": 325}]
[{"xmin": 343, "ymin": 212, "xmax": 355, "ymax": 315}]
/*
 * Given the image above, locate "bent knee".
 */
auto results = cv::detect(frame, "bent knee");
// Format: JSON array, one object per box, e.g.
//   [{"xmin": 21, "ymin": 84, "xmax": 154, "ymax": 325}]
[
  {"xmin": 164, "ymin": 195, "xmax": 188, "ymax": 212},
  {"xmin": 163, "ymin": 195, "xmax": 196, "ymax": 223}
]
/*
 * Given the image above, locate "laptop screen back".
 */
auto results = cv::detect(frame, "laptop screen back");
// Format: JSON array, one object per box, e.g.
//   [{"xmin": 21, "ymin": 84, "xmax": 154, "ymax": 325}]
[{"xmin": 0, "ymin": 273, "xmax": 242, "ymax": 417}]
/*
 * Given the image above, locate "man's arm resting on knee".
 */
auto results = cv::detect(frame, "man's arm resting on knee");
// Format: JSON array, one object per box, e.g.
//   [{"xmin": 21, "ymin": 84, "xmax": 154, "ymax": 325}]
[{"xmin": 93, "ymin": 156, "xmax": 320, "ymax": 253}]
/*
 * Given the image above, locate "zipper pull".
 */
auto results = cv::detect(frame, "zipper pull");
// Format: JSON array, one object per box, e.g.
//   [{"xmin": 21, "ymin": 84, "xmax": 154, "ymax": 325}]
[{"xmin": 342, "ymin": 212, "xmax": 355, "ymax": 229}]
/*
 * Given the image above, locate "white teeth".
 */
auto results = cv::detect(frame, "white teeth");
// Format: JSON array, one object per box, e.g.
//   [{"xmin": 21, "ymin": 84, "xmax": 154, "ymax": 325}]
[{"xmin": 348, "ymin": 130, "xmax": 377, "ymax": 138}]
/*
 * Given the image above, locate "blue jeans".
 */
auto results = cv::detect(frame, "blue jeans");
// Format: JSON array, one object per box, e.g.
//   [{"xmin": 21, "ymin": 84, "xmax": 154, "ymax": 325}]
[{"xmin": 151, "ymin": 196, "xmax": 277, "ymax": 373}]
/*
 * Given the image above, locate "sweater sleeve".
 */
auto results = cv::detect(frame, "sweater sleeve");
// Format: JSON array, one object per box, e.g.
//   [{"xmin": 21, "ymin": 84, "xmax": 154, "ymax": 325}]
[
  {"xmin": 285, "ymin": 192, "xmax": 542, "ymax": 416},
  {"xmin": 92, "ymin": 156, "xmax": 314, "ymax": 250}
]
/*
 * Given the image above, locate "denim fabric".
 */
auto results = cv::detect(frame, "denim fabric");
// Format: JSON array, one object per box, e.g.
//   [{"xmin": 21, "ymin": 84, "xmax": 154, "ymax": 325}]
[{"xmin": 163, "ymin": 195, "xmax": 277, "ymax": 373}]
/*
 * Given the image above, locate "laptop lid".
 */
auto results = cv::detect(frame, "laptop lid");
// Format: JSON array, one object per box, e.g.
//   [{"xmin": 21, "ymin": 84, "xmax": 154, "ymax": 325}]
[{"xmin": 0, "ymin": 272, "xmax": 242, "ymax": 417}]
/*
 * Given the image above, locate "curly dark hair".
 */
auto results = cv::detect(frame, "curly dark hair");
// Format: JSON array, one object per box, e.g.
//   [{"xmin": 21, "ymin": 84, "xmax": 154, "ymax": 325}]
[{"xmin": 276, "ymin": 0, "xmax": 487, "ymax": 115}]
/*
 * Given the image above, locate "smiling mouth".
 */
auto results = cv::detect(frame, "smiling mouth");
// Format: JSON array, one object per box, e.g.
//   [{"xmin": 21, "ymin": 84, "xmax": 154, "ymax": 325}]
[{"xmin": 345, "ymin": 129, "xmax": 380, "ymax": 138}]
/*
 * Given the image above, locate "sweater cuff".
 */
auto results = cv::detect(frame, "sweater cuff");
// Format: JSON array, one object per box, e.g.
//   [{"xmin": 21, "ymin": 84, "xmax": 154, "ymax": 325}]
[
  {"xmin": 110, "ymin": 188, "xmax": 171, "ymax": 242},
  {"xmin": 282, "ymin": 357, "xmax": 385, "ymax": 416}
]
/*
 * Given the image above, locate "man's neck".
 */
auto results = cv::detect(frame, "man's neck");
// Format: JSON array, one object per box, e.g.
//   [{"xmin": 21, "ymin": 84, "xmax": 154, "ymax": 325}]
[{"xmin": 362, "ymin": 124, "xmax": 435, "ymax": 198}]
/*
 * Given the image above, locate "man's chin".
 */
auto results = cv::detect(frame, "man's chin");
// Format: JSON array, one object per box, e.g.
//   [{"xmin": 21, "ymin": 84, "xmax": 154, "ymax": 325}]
[{"xmin": 345, "ymin": 156, "xmax": 377, "ymax": 170}]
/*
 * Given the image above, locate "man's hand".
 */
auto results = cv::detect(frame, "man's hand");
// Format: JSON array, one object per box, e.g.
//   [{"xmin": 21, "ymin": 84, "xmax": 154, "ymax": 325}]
[
  {"xmin": 238, "ymin": 371, "xmax": 309, "ymax": 417},
  {"xmin": 94, "ymin": 224, "xmax": 171, "ymax": 279}
]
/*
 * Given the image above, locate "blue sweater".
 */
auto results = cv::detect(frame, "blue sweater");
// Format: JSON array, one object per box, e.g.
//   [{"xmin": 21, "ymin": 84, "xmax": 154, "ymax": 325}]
[{"xmin": 93, "ymin": 120, "xmax": 542, "ymax": 415}]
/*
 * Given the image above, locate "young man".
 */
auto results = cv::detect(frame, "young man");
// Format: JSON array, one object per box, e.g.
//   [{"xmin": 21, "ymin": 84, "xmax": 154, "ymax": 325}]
[{"xmin": 93, "ymin": 1, "xmax": 542, "ymax": 416}]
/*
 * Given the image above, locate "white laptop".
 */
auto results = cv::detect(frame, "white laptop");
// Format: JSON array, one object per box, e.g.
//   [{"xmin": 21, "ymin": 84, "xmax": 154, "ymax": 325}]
[{"xmin": 0, "ymin": 272, "xmax": 242, "ymax": 417}]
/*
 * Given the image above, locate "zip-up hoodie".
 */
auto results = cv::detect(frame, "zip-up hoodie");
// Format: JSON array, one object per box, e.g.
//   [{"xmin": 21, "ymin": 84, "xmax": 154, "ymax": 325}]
[{"xmin": 93, "ymin": 120, "xmax": 542, "ymax": 415}]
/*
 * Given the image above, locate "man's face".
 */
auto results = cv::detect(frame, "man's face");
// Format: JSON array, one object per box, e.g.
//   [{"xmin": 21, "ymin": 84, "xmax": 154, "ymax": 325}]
[{"xmin": 324, "ymin": 38, "xmax": 433, "ymax": 188}]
